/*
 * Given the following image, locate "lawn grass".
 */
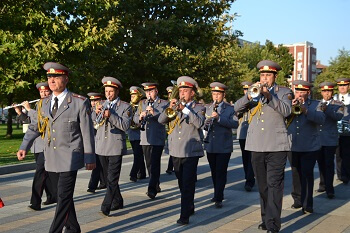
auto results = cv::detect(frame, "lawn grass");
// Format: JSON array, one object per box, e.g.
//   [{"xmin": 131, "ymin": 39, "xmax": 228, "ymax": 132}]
[
  {"xmin": 0, "ymin": 124, "xmax": 34, "ymax": 165},
  {"xmin": 0, "ymin": 124, "xmax": 132, "ymax": 166}
]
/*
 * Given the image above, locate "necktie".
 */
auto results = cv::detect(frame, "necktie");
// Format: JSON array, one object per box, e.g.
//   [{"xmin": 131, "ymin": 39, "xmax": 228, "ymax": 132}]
[
  {"xmin": 52, "ymin": 97, "xmax": 58, "ymax": 117},
  {"xmin": 342, "ymin": 96, "xmax": 345, "ymax": 102}
]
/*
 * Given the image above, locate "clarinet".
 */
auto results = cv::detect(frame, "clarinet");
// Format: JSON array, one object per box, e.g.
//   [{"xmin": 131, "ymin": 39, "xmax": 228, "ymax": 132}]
[
  {"xmin": 140, "ymin": 97, "xmax": 153, "ymax": 131},
  {"xmin": 203, "ymin": 101, "xmax": 218, "ymax": 143}
]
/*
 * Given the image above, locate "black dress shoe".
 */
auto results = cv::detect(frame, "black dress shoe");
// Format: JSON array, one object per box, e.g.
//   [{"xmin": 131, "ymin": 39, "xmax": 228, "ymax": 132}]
[
  {"xmin": 42, "ymin": 199, "xmax": 56, "ymax": 205},
  {"xmin": 316, "ymin": 188, "xmax": 325, "ymax": 193},
  {"xmin": 130, "ymin": 176, "xmax": 137, "ymax": 182},
  {"xmin": 215, "ymin": 201, "xmax": 223, "ymax": 208},
  {"xmin": 177, "ymin": 217, "xmax": 189, "ymax": 225},
  {"xmin": 165, "ymin": 170, "xmax": 173, "ymax": 175},
  {"xmin": 302, "ymin": 207, "xmax": 313, "ymax": 214},
  {"xmin": 258, "ymin": 222, "xmax": 267, "ymax": 230},
  {"xmin": 99, "ymin": 210, "xmax": 110, "ymax": 217},
  {"xmin": 146, "ymin": 191, "xmax": 156, "ymax": 199},
  {"xmin": 87, "ymin": 188, "xmax": 96, "ymax": 193},
  {"xmin": 291, "ymin": 203, "xmax": 302, "ymax": 209},
  {"xmin": 327, "ymin": 193, "xmax": 335, "ymax": 199},
  {"xmin": 28, "ymin": 205, "xmax": 41, "ymax": 211},
  {"xmin": 97, "ymin": 185, "xmax": 106, "ymax": 190},
  {"xmin": 156, "ymin": 186, "xmax": 161, "ymax": 193},
  {"xmin": 244, "ymin": 185, "xmax": 252, "ymax": 192}
]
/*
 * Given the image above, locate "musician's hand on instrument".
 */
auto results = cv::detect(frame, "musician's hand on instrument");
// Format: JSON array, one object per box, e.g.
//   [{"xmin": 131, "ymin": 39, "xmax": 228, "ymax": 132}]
[
  {"xmin": 146, "ymin": 106, "xmax": 154, "ymax": 115},
  {"xmin": 139, "ymin": 111, "xmax": 147, "ymax": 120},
  {"xmin": 21, "ymin": 101, "xmax": 31, "ymax": 111},
  {"xmin": 17, "ymin": 150, "xmax": 27, "ymax": 160},
  {"xmin": 169, "ymin": 99, "xmax": 177, "ymax": 108},
  {"xmin": 292, "ymin": 99, "xmax": 299, "ymax": 105},
  {"xmin": 300, "ymin": 104, "xmax": 308, "ymax": 114},
  {"xmin": 104, "ymin": 109, "xmax": 110, "ymax": 118},
  {"xmin": 85, "ymin": 163, "xmax": 96, "ymax": 170},
  {"xmin": 211, "ymin": 112, "xmax": 219, "ymax": 119},
  {"xmin": 12, "ymin": 104, "xmax": 22, "ymax": 115}
]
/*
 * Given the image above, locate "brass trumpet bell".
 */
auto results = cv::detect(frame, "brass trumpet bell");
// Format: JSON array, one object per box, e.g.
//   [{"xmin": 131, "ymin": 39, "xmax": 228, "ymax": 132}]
[{"xmin": 292, "ymin": 104, "xmax": 302, "ymax": 115}]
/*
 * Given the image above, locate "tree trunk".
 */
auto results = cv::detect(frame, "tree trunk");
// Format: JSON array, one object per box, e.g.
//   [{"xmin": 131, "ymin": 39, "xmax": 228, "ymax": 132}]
[{"xmin": 6, "ymin": 94, "xmax": 13, "ymax": 138}]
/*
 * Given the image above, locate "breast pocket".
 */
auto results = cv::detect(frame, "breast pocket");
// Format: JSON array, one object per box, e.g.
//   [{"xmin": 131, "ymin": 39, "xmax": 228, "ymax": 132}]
[{"xmin": 63, "ymin": 118, "xmax": 79, "ymax": 132}]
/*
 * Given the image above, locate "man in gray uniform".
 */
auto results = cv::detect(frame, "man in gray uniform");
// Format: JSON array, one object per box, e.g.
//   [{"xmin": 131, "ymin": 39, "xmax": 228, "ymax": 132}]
[
  {"xmin": 86, "ymin": 92, "xmax": 106, "ymax": 193},
  {"xmin": 128, "ymin": 86, "xmax": 146, "ymax": 182},
  {"xmin": 287, "ymin": 80, "xmax": 325, "ymax": 214},
  {"xmin": 204, "ymin": 82, "xmax": 238, "ymax": 208},
  {"xmin": 95, "ymin": 77, "xmax": 132, "ymax": 216},
  {"xmin": 234, "ymin": 60, "xmax": 292, "ymax": 233},
  {"xmin": 159, "ymin": 76, "xmax": 205, "ymax": 225},
  {"xmin": 14, "ymin": 82, "xmax": 58, "ymax": 210},
  {"xmin": 133, "ymin": 82, "xmax": 168, "ymax": 199},
  {"xmin": 316, "ymin": 82, "xmax": 344, "ymax": 198},
  {"xmin": 236, "ymin": 81, "xmax": 255, "ymax": 192},
  {"xmin": 17, "ymin": 62, "xmax": 96, "ymax": 233},
  {"xmin": 333, "ymin": 77, "xmax": 350, "ymax": 183}
]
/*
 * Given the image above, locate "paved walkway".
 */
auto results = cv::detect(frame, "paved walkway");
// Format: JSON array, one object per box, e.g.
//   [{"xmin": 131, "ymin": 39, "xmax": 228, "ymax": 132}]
[{"xmin": 1, "ymin": 140, "xmax": 350, "ymax": 232}]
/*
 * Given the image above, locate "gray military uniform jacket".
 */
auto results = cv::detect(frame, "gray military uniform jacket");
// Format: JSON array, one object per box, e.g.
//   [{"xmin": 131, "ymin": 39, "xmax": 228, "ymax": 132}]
[
  {"xmin": 288, "ymin": 99, "xmax": 325, "ymax": 152},
  {"xmin": 318, "ymin": 99, "xmax": 344, "ymax": 146},
  {"xmin": 27, "ymin": 109, "xmax": 45, "ymax": 153},
  {"xmin": 334, "ymin": 94, "xmax": 350, "ymax": 137},
  {"xmin": 204, "ymin": 101, "xmax": 238, "ymax": 153},
  {"xmin": 158, "ymin": 101, "xmax": 205, "ymax": 158},
  {"xmin": 133, "ymin": 98, "xmax": 168, "ymax": 146},
  {"xmin": 236, "ymin": 102, "xmax": 258, "ymax": 140},
  {"xmin": 234, "ymin": 84, "xmax": 292, "ymax": 152},
  {"xmin": 95, "ymin": 98, "xmax": 132, "ymax": 156},
  {"xmin": 20, "ymin": 92, "xmax": 96, "ymax": 172}
]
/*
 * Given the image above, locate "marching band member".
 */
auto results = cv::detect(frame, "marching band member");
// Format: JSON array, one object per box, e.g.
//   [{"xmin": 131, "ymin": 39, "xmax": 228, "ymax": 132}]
[
  {"xmin": 14, "ymin": 82, "xmax": 58, "ymax": 210},
  {"xmin": 165, "ymin": 86, "xmax": 175, "ymax": 175},
  {"xmin": 316, "ymin": 82, "xmax": 344, "ymax": 198},
  {"xmin": 86, "ymin": 92, "xmax": 106, "ymax": 193},
  {"xmin": 204, "ymin": 82, "xmax": 238, "ymax": 208},
  {"xmin": 287, "ymin": 80, "xmax": 325, "ymax": 214},
  {"xmin": 236, "ymin": 81, "xmax": 255, "ymax": 192},
  {"xmin": 128, "ymin": 86, "xmax": 147, "ymax": 182},
  {"xmin": 234, "ymin": 60, "xmax": 292, "ymax": 233},
  {"xmin": 158, "ymin": 76, "xmax": 205, "ymax": 225},
  {"xmin": 95, "ymin": 77, "xmax": 132, "ymax": 217},
  {"xmin": 333, "ymin": 77, "xmax": 350, "ymax": 184},
  {"xmin": 133, "ymin": 82, "xmax": 168, "ymax": 199},
  {"xmin": 17, "ymin": 62, "xmax": 96, "ymax": 232}
]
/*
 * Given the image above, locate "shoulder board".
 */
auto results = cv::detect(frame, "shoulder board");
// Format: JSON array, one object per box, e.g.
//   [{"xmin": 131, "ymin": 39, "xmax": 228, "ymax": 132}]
[
  {"xmin": 120, "ymin": 100, "xmax": 128, "ymax": 104},
  {"xmin": 72, "ymin": 93, "xmax": 86, "ymax": 100},
  {"xmin": 42, "ymin": 95, "xmax": 51, "ymax": 99},
  {"xmin": 333, "ymin": 100, "xmax": 343, "ymax": 105}
]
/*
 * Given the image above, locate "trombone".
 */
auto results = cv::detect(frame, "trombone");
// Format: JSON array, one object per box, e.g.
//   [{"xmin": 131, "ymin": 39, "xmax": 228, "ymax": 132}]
[{"xmin": 3, "ymin": 99, "xmax": 41, "ymax": 110}]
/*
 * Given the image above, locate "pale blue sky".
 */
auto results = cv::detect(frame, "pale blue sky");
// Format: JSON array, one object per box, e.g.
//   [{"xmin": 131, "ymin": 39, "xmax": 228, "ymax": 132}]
[{"xmin": 230, "ymin": 0, "xmax": 350, "ymax": 65}]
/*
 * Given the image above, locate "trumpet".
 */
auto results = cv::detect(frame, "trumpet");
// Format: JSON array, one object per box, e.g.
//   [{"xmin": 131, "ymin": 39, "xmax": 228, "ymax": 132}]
[
  {"xmin": 94, "ymin": 100, "xmax": 110, "ymax": 130},
  {"xmin": 203, "ymin": 101, "xmax": 218, "ymax": 143},
  {"xmin": 140, "ymin": 97, "xmax": 153, "ymax": 131},
  {"xmin": 165, "ymin": 81, "xmax": 181, "ymax": 119},
  {"xmin": 292, "ymin": 100, "xmax": 302, "ymax": 115},
  {"xmin": 247, "ymin": 83, "xmax": 268, "ymax": 99},
  {"xmin": 3, "ymin": 99, "xmax": 40, "ymax": 110}
]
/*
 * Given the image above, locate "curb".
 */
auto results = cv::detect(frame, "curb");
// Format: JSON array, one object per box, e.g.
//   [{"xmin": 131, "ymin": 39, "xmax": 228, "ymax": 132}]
[{"xmin": 0, "ymin": 149, "xmax": 134, "ymax": 175}]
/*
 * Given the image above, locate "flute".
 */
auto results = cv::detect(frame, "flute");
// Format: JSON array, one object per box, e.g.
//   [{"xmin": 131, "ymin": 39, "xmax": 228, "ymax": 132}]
[{"xmin": 3, "ymin": 99, "xmax": 41, "ymax": 110}]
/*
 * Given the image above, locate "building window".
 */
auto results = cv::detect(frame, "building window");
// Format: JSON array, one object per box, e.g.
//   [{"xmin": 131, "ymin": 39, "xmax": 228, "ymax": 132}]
[
  {"xmin": 297, "ymin": 62, "xmax": 303, "ymax": 71},
  {"xmin": 297, "ymin": 52, "xmax": 303, "ymax": 61},
  {"xmin": 297, "ymin": 73, "xmax": 303, "ymax": 80},
  {"xmin": 312, "ymin": 54, "xmax": 316, "ymax": 63}
]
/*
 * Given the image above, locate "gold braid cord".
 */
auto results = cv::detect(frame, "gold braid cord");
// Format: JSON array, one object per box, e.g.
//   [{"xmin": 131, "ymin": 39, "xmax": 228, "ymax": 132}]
[
  {"xmin": 37, "ymin": 100, "xmax": 50, "ymax": 141},
  {"xmin": 248, "ymin": 101, "xmax": 262, "ymax": 124},
  {"xmin": 167, "ymin": 115, "xmax": 180, "ymax": 135},
  {"xmin": 286, "ymin": 114, "xmax": 295, "ymax": 128}
]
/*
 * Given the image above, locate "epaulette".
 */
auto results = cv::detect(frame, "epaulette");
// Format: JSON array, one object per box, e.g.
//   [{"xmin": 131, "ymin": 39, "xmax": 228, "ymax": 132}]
[
  {"xmin": 72, "ymin": 93, "xmax": 86, "ymax": 100},
  {"xmin": 333, "ymin": 100, "xmax": 343, "ymax": 105},
  {"xmin": 120, "ymin": 100, "xmax": 130, "ymax": 105}
]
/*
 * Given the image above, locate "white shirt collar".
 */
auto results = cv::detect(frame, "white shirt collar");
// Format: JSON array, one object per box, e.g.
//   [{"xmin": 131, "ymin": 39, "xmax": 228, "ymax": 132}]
[{"xmin": 51, "ymin": 88, "xmax": 68, "ymax": 110}]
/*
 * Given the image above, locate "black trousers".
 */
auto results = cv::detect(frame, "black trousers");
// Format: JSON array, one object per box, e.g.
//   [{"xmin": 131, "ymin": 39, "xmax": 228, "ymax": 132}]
[
  {"xmin": 31, "ymin": 152, "xmax": 58, "ymax": 206},
  {"xmin": 207, "ymin": 152, "xmax": 231, "ymax": 202},
  {"xmin": 130, "ymin": 140, "xmax": 146, "ymax": 179},
  {"xmin": 339, "ymin": 136, "xmax": 350, "ymax": 181},
  {"xmin": 317, "ymin": 146, "xmax": 337, "ymax": 194},
  {"xmin": 49, "ymin": 171, "xmax": 79, "ymax": 233},
  {"xmin": 99, "ymin": 155, "xmax": 123, "ymax": 213},
  {"xmin": 173, "ymin": 156, "xmax": 199, "ymax": 219},
  {"xmin": 335, "ymin": 146, "xmax": 342, "ymax": 180},
  {"xmin": 251, "ymin": 151, "xmax": 287, "ymax": 232},
  {"xmin": 142, "ymin": 145, "xmax": 164, "ymax": 194},
  {"xmin": 238, "ymin": 139, "xmax": 255, "ymax": 187},
  {"xmin": 88, "ymin": 154, "xmax": 105, "ymax": 190},
  {"xmin": 289, "ymin": 151, "xmax": 318, "ymax": 209},
  {"xmin": 167, "ymin": 155, "xmax": 174, "ymax": 172}
]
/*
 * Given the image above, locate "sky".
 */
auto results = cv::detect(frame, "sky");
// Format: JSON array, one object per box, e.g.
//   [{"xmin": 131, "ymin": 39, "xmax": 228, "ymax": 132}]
[{"xmin": 230, "ymin": 0, "xmax": 350, "ymax": 65}]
